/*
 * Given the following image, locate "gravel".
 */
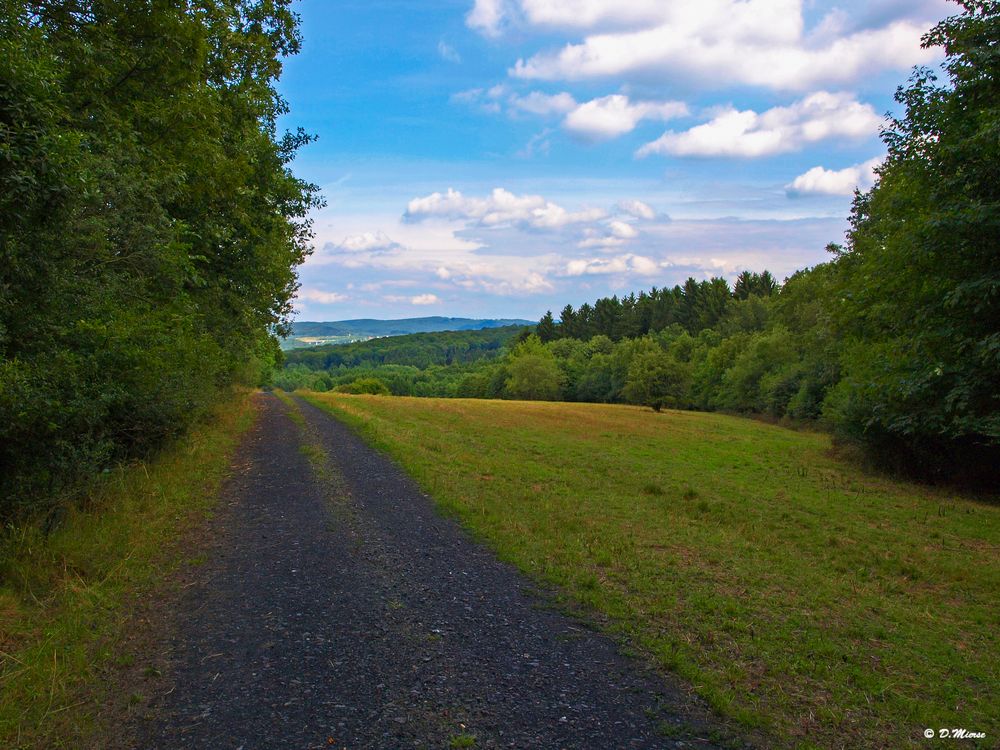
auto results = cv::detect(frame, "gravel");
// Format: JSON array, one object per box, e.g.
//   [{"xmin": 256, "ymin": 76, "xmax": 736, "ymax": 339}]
[{"xmin": 135, "ymin": 393, "xmax": 738, "ymax": 749}]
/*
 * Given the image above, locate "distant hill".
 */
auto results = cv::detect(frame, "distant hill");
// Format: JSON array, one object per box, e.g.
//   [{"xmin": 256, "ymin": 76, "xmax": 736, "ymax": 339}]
[{"xmin": 282, "ymin": 316, "xmax": 534, "ymax": 349}]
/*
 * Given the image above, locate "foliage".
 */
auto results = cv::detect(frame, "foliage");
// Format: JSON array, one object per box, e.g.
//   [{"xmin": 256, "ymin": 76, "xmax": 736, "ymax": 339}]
[
  {"xmin": 0, "ymin": 0, "xmax": 319, "ymax": 519},
  {"xmin": 275, "ymin": 326, "xmax": 526, "ymax": 397},
  {"xmin": 828, "ymin": 0, "xmax": 1000, "ymax": 477},
  {"xmin": 504, "ymin": 335, "xmax": 564, "ymax": 401},
  {"xmin": 334, "ymin": 377, "xmax": 391, "ymax": 396},
  {"xmin": 622, "ymin": 347, "xmax": 690, "ymax": 410}
]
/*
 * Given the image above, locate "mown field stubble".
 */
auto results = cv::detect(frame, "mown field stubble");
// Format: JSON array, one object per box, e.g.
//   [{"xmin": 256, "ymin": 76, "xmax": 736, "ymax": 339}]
[{"xmin": 303, "ymin": 392, "xmax": 998, "ymax": 750}]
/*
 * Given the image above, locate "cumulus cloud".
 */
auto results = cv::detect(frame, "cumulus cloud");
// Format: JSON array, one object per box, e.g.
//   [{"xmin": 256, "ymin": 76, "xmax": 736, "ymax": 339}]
[
  {"xmin": 786, "ymin": 157, "xmax": 883, "ymax": 196},
  {"xmin": 576, "ymin": 219, "xmax": 640, "ymax": 249},
  {"xmin": 637, "ymin": 92, "xmax": 881, "ymax": 158},
  {"xmin": 616, "ymin": 199, "xmax": 656, "ymax": 220},
  {"xmin": 333, "ymin": 230, "xmax": 403, "ymax": 253},
  {"xmin": 404, "ymin": 187, "xmax": 606, "ymax": 229},
  {"xmin": 565, "ymin": 253, "xmax": 660, "ymax": 276},
  {"xmin": 466, "ymin": 0, "xmax": 507, "ymax": 37},
  {"xmin": 608, "ymin": 219, "xmax": 638, "ymax": 239},
  {"xmin": 298, "ymin": 288, "xmax": 349, "ymax": 304},
  {"xmin": 503, "ymin": 0, "xmax": 940, "ymax": 91},
  {"xmin": 410, "ymin": 293, "xmax": 441, "ymax": 305},
  {"xmin": 563, "ymin": 94, "xmax": 688, "ymax": 141},
  {"xmin": 509, "ymin": 91, "xmax": 577, "ymax": 115},
  {"xmin": 456, "ymin": 88, "xmax": 687, "ymax": 144}
]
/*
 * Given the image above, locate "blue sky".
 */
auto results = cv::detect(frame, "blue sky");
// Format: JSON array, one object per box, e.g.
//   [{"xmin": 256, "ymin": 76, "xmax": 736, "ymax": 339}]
[{"xmin": 278, "ymin": 0, "xmax": 953, "ymax": 321}]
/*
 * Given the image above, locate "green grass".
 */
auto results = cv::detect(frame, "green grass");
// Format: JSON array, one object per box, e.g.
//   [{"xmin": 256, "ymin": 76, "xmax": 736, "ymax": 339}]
[
  {"xmin": 303, "ymin": 392, "xmax": 999, "ymax": 750},
  {"xmin": 0, "ymin": 393, "xmax": 256, "ymax": 749}
]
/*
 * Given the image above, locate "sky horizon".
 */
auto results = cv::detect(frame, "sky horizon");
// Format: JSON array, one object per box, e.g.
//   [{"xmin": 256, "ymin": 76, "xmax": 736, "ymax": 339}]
[{"xmin": 277, "ymin": 0, "xmax": 954, "ymax": 322}]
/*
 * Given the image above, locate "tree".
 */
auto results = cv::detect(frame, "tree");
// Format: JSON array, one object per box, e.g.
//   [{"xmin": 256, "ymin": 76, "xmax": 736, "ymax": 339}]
[
  {"xmin": 505, "ymin": 335, "xmax": 564, "ymax": 401},
  {"xmin": 558, "ymin": 304, "xmax": 577, "ymax": 338},
  {"xmin": 0, "ymin": 0, "xmax": 320, "ymax": 519},
  {"xmin": 536, "ymin": 310, "xmax": 557, "ymax": 342},
  {"xmin": 622, "ymin": 350, "xmax": 689, "ymax": 411},
  {"xmin": 829, "ymin": 0, "xmax": 1000, "ymax": 476}
]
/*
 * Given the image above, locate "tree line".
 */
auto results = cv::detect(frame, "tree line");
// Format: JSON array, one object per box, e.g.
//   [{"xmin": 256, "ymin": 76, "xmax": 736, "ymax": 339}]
[
  {"xmin": 0, "ymin": 1, "xmax": 320, "ymax": 520},
  {"xmin": 284, "ymin": 2, "xmax": 998, "ymax": 481},
  {"xmin": 276, "ymin": 326, "xmax": 523, "ymax": 396},
  {"xmin": 517, "ymin": 1, "xmax": 999, "ymax": 480}
]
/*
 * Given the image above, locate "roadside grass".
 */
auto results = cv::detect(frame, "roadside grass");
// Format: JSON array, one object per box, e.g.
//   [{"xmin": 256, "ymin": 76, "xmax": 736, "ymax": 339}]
[
  {"xmin": 0, "ymin": 393, "xmax": 255, "ymax": 749},
  {"xmin": 302, "ymin": 392, "xmax": 999, "ymax": 750}
]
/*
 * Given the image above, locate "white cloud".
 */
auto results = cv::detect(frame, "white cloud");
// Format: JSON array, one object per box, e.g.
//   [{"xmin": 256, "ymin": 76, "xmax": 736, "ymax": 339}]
[
  {"xmin": 576, "ymin": 219, "xmax": 639, "ymax": 249},
  {"xmin": 577, "ymin": 236, "xmax": 625, "ymax": 249},
  {"xmin": 616, "ymin": 199, "xmax": 656, "ymax": 220},
  {"xmin": 438, "ymin": 41, "xmax": 462, "ymax": 63},
  {"xmin": 404, "ymin": 187, "xmax": 606, "ymax": 229},
  {"xmin": 457, "ymin": 88, "xmax": 686, "ymax": 144},
  {"xmin": 637, "ymin": 92, "xmax": 882, "ymax": 158},
  {"xmin": 786, "ymin": 156, "xmax": 883, "ymax": 196},
  {"xmin": 563, "ymin": 94, "xmax": 688, "ymax": 141},
  {"xmin": 410, "ymin": 293, "xmax": 441, "ymax": 305},
  {"xmin": 608, "ymin": 219, "xmax": 638, "ymax": 239},
  {"xmin": 298, "ymin": 288, "xmax": 349, "ymax": 304},
  {"xmin": 466, "ymin": 0, "xmax": 508, "ymax": 37},
  {"xmin": 334, "ymin": 230, "xmax": 403, "ymax": 253},
  {"xmin": 510, "ymin": 91, "xmax": 577, "ymax": 115},
  {"xmin": 565, "ymin": 253, "xmax": 660, "ymax": 276},
  {"xmin": 501, "ymin": 0, "xmax": 940, "ymax": 91}
]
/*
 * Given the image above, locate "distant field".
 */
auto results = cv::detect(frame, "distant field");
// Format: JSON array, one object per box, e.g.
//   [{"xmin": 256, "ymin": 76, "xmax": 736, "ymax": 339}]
[{"xmin": 303, "ymin": 393, "xmax": 999, "ymax": 750}]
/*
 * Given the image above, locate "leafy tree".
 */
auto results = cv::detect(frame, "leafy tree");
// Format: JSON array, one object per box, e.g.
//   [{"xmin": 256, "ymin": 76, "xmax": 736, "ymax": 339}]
[
  {"xmin": 829, "ymin": 0, "xmax": 1000, "ymax": 475},
  {"xmin": 0, "ymin": 0, "xmax": 319, "ymax": 519},
  {"xmin": 505, "ymin": 335, "xmax": 564, "ymax": 401},
  {"xmin": 622, "ymin": 350, "xmax": 689, "ymax": 411},
  {"xmin": 557, "ymin": 304, "xmax": 578, "ymax": 338}
]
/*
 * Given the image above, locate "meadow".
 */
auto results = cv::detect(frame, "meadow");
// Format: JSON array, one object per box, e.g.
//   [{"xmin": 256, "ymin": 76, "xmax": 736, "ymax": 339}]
[{"xmin": 303, "ymin": 392, "xmax": 998, "ymax": 750}]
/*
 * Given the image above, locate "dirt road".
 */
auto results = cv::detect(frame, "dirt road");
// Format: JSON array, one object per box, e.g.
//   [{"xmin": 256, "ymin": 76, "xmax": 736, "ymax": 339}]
[{"xmin": 135, "ymin": 393, "xmax": 729, "ymax": 749}]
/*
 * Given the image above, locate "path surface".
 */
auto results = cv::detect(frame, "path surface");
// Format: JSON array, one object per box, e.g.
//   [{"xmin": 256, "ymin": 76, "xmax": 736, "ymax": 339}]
[{"xmin": 137, "ymin": 393, "xmax": 729, "ymax": 749}]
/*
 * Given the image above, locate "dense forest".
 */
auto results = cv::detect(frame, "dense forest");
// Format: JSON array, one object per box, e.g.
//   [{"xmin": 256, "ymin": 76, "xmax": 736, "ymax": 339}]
[
  {"xmin": 276, "ymin": 326, "xmax": 526, "ymax": 396},
  {"xmin": 0, "ymin": 1, "xmax": 319, "ymax": 520},
  {"xmin": 283, "ymin": 2, "xmax": 998, "ymax": 480}
]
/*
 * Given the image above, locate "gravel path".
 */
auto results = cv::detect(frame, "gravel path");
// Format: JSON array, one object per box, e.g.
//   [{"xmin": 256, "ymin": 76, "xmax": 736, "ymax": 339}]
[{"xmin": 137, "ymin": 393, "xmax": 733, "ymax": 749}]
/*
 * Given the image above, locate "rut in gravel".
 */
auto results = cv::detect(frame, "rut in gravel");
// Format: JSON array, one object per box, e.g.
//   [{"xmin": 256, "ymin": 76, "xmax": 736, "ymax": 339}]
[{"xmin": 136, "ymin": 393, "xmax": 735, "ymax": 749}]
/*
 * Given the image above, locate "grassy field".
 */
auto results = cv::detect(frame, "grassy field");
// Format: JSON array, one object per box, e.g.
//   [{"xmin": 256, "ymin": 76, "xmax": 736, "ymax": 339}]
[
  {"xmin": 0, "ymin": 393, "xmax": 256, "ymax": 749},
  {"xmin": 303, "ymin": 392, "xmax": 998, "ymax": 750}
]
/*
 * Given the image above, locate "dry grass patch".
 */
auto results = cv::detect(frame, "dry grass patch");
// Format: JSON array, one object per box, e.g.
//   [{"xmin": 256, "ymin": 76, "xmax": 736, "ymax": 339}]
[
  {"xmin": 303, "ymin": 392, "xmax": 999, "ymax": 750},
  {"xmin": 0, "ymin": 393, "xmax": 256, "ymax": 749}
]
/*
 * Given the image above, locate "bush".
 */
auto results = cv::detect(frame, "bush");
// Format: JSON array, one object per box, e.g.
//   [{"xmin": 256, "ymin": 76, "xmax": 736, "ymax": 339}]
[{"xmin": 334, "ymin": 377, "xmax": 391, "ymax": 395}]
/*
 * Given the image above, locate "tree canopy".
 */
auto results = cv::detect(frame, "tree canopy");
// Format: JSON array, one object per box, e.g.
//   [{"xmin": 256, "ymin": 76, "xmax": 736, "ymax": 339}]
[
  {"xmin": 827, "ymin": 0, "xmax": 1000, "ymax": 475},
  {"xmin": 0, "ymin": 0, "xmax": 320, "ymax": 519}
]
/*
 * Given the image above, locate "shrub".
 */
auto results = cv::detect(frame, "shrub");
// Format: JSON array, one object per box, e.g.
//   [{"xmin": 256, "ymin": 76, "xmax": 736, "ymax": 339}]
[{"xmin": 334, "ymin": 377, "xmax": 391, "ymax": 395}]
